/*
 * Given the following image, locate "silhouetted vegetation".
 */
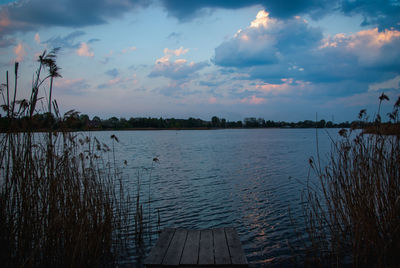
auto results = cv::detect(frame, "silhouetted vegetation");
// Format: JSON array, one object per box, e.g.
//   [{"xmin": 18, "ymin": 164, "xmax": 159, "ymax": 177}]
[
  {"xmin": 301, "ymin": 93, "xmax": 400, "ymax": 266},
  {"xmin": 1, "ymin": 113, "xmax": 355, "ymax": 132},
  {"xmin": 0, "ymin": 52, "xmax": 157, "ymax": 267}
]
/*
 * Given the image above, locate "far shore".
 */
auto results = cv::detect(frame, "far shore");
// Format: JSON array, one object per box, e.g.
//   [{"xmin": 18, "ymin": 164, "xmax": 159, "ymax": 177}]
[{"xmin": 1, "ymin": 126, "xmax": 348, "ymax": 133}]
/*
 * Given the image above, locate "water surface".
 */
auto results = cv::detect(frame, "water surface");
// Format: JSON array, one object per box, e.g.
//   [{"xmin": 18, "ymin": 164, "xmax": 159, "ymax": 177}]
[{"xmin": 93, "ymin": 128, "xmax": 339, "ymax": 266}]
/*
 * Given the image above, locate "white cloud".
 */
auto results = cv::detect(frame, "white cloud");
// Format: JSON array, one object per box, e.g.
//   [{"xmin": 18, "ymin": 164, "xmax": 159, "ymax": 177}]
[
  {"xmin": 76, "ymin": 42, "xmax": 94, "ymax": 57},
  {"xmin": 249, "ymin": 10, "xmax": 275, "ymax": 29},
  {"xmin": 34, "ymin": 33, "xmax": 40, "ymax": 44},
  {"xmin": 121, "ymin": 46, "xmax": 136, "ymax": 54},
  {"xmin": 164, "ymin": 46, "xmax": 189, "ymax": 57},
  {"xmin": 368, "ymin": 75, "xmax": 400, "ymax": 91},
  {"xmin": 14, "ymin": 42, "xmax": 26, "ymax": 62},
  {"xmin": 156, "ymin": 46, "xmax": 189, "ymax": 64}
]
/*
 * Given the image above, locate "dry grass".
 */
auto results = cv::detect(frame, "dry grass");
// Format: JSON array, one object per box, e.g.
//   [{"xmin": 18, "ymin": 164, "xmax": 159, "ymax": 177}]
[{"xmin": 302, "ymin": 94, "xmax": 400, "ymax": 267}]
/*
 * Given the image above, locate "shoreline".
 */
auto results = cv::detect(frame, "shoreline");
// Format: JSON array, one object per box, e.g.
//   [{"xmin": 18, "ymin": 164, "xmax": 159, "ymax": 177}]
[{"xmin": 1, "ymin": 126, "xmax": 347, "ymax": 133}]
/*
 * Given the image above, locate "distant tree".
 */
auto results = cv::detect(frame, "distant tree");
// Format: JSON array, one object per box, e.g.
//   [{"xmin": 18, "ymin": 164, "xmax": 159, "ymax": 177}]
[
  {"xmin": 79, "ymin": 114, "xmax": 90, "ymax": 129},
  {"xmin": 119, "ymin": 117, "xmax": 130, "ymax": 128},
  {"xmin": 92, "ymin": 116, "xmax": 101, "ymax": 123},
  {"xmin": 265, "ymin": 120, "xmax": 275, "ymax": 127},
  {"xmin": 257, "ymin": 118, "xmax": 265, "ymax": 127},
  {"xmin": 244, "ymin": 117, "xmax": 258, "ymax": 128},
  {"xmin": 221, "ymin": 118, "xmax": 226, "ymax": 128},
  {"xmin": 211, "ymin": 116, "xmax": 220, "ymax": 127},
  {"xmin": 91, "ymin": 116, "xmax": 102, "ymax": 128},
  {"xmin": 317, "ymin": 119, "xmax": 326, "ymax": 128},
  {"xmin": 111, "ymin": 117, "xmax": 119, "ymax": 128}
]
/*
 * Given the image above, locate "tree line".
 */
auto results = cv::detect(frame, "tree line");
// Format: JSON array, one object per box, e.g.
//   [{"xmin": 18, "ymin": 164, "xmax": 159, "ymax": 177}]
[{"xmin": 1, "ymin": 112, "xmax": 356, "ymax": 132}]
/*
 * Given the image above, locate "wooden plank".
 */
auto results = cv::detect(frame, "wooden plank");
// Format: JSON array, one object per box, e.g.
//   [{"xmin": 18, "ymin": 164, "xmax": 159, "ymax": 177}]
[
  {"xmin": 213, "ymin": 228, "xmax": 231, "ymax": 265},
  {"xmin": 180, "ymin": 229, "xmax": 200, "ymax": 265},
  {"xmin": 225, "ymin": 228, "xmax": 248, "ymax": 265},
  {"xmin": 162, "ymin": 229, "xmax": 187, "ymax": 266},
  {"xmin": 198, "ymin": 229, "xmax": 214, "ymax": 265},
  {"xmin": 144, "ymin": 228, "xmax": 175, "ymax": 265}
]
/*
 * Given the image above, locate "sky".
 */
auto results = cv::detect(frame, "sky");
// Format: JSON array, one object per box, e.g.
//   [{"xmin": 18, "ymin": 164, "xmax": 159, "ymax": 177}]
[{"xmin": 0, "ymin": 0, "xmax": 399, "ymax": 122}]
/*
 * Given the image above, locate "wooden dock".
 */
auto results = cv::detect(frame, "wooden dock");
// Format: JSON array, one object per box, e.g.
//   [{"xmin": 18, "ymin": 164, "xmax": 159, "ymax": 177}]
[{"xmin": 144, "ymin": 227, "xmax": 248, "ymax": 267}]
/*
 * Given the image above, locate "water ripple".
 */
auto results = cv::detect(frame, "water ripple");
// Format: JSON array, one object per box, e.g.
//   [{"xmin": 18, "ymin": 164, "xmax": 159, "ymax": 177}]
[{"xmin": 92, "ymin": 128, "xmax": 338, "ymax": 266}]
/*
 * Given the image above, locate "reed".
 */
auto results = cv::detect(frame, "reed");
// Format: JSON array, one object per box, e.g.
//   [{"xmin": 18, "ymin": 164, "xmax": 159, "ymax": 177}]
[
  {"xmin": 302, "ymin": 94, "xmax": 400, "ymax": 267},
  {"xmin": 0, "ymin": 131, "xmax": 134, "ymax": 267},
  {"xmin": 0, "ymin": 51, "xmax": 156, "ymax": 267}
]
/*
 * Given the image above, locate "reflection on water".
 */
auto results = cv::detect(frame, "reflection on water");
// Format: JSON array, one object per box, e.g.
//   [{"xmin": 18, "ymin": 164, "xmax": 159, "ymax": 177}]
[{"xmin": 92, "ymin": 128, "xmax": 338, "ymax": 266}]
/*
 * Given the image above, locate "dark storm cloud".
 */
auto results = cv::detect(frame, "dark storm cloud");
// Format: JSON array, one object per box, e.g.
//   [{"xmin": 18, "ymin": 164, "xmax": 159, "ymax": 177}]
[
  {"xmin": 160, "ymin": 0, "xmax": 399, "ymax": 30},
  {"xmin": 1, "ymin": 0, "xmax": 398, "ymax": 44},
  {"xmin": 0, "ymin": 0, "xmax": 149, "ymax": 33},
  {"xmin": 159, "ymin": 0, "xmax": 335, "ymax": 21},
  {"xmin": 341, "ymin": 0, "xmax": 400, "ymax": 30}
]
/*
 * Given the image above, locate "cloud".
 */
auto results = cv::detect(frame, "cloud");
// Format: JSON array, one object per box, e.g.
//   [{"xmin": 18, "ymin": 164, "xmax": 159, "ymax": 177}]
[
  {"xmin": 76, "ymin": 42, "xmax": 94, "ymax": 57},
  {"xmin": 212, "ymin": 9, "xmax": 400, "ymax": 100},
  {"xmin": 97, "ymin": 74, "xmax": 138, "ymax": 89},
  {"xmin": 98, "ymin": 77, "xmax": 122, "ymax": 89},
  {"xmin": 167, "ymin": 31, "xmax": 182, "ymax": 40},
  {"xmin": 0, "ymin": 36, "xmax": 15, "ymax": 47},
  {"xmin": 160, "ymin": 0, "xmax": 335, "ymax": 22},
  {"xmin": 150, "ymin": 58, "xmax": 209, "ymax": 80},
  {"xmin": 121, "ymin": 46, "xmax": 136, "ymax": 54},
  {"xmin": 255, "ymin": 78, "xmax": 292, "ymax": 94},
  {"xmin": 0, "ymin": 0, "xmax": 149, "ymax": 35},
  {"xmin": 0, "ymin": 10, "xmax": 11, "ymax": 28},
  {"xmin": 1, "ymin": 0, "xmax": 398, "ymax": 44},
  {"xmin": 155, "ymin": 46, "xmax": 189, "ymax": 64},
  {"xmin": 148, "ymin": 48, "xmax": 209, "ymax": 97},
  {"xmin": 44, "ymin": 30, "xmax": 85, "ymax": 49},
  {"xmin": 34, "ymin": 32, "xmax": 40, "ymax": 44},
  {"xmin": 101, "ymin": 50, "xmax": 113, "ymax": 64},
  {"xmin": 368, "ymin": 75, "xmax": 400, "ymax": 92},
  {"xmin": 156, "ymin": 80, "xmax": 203, "ymax": 97},
  {"xmin": 54, "ymin": 78, "xmax": 90, "ymax": 95},
  {"xmin": 105, "ymin": 68, "xmax": 119, "ymax": 78},
  {"xmin": 164, "ymin": 46, "xmax": 188, "ymax": 57},
  {"xmin": 208, "ymin": 96, "xmax": 217, "ymax": 104},
  {"xmin": 214, "ymin": 11, "xmax": 322, "ymax": 68},
  {"xmin": 240, "ymin": 95, "xmax": 266, "ymax": 105},
  {"xmin": 340, "ymin": 0, "xmax": 400, "ymax": 30},
  {"xmin": 14, "ymin": 42, "xmax": 26, "ymax": 62},
  {"xmin": 149, "ymin": 47, "xmax": 208, "ymax": 80},
  {"xmin": 321, "ymin": 28, "xmax": 400, "ymax": 50},
  {"xmin": 88, "ymin": 38, "xmax": 100, "ymax": 44},
  {"xmin": 308, "ymin": 28, "xmax": 400, "ymax": 83},
  {"xmin": 160, "ymin": 0, "xmax": 399, "ymax": 30}
]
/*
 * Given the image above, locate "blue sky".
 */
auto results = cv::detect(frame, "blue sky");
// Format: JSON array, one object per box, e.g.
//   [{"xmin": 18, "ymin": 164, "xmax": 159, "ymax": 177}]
[{"xmin": 0, "ymin": 0, "xmax": 399, "ymax": 122}]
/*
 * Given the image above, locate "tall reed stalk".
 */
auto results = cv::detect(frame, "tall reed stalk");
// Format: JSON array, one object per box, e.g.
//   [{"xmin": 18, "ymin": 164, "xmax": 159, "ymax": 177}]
[
  {"xmin": 0, "ymin": 51, "xmax": 158, "ymax": 267},
  {"xmin": 302, "ymin": 94, "xmax": 400, "ymax": 267},
  {"xmin": 0, "ymin": 131, "xmax": 133, "ymax": 267}
]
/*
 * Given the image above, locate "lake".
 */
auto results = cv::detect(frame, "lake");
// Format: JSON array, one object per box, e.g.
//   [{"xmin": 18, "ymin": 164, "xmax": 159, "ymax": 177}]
[{"xmin": 91, "ymin": 128, "xmax": 340, "ymax": 266}]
